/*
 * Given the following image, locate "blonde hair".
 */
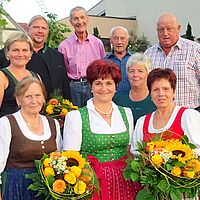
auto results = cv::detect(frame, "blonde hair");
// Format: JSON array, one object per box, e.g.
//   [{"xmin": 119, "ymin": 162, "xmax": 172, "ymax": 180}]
[{"xmin": 4, "ymin": 32, "xmax": 33, "ymax": 56}]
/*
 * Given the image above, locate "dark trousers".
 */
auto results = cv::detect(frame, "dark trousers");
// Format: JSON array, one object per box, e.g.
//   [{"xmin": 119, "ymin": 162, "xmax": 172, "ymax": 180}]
[{"xmin": 70, "ymin": 80, "xmax": 93, "ymax": 108}]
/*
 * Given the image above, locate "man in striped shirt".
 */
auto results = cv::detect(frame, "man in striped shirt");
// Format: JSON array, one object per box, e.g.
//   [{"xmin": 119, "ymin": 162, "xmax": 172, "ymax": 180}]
[{"xmin": 145, "ymin": 13, "xmax": 200, "ymax": 111}]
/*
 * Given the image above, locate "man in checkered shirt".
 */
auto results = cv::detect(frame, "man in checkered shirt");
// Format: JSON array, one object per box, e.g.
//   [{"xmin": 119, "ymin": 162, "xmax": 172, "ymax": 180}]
[{"xmin": 145, "ymin": 13, "xmax": 200, "ymax": 111}]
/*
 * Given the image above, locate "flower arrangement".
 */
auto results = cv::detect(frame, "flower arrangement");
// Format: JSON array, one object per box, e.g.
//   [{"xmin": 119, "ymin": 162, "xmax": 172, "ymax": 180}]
[
  {"xmin": 26, "ymin": 151, "xmax": 99, "ymax": 199},
  {"xmin": 123, "ymin": 134, "xmax": 200, "ymax": 200},
  {"xmin": 42, "ymin": 91, "xmax": 78, "ymax": 127}
]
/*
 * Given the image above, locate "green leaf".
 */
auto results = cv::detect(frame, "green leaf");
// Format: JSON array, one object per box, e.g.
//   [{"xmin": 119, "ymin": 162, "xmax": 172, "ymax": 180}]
[
  {"xmin": 157, "ymin": 180, "xmax": 169, "ymax": 192},
  {"xmin": 25, "ymin": 173, "xmax": 40, "ymax": 181},
  {"xmin": 136, "ymin": 189, "xmax": 156, "ymax": 200},
  {"xmin": 180, "ymin": 135, "xmax": 189, "ymax": 144},
  {"xmin": 130, "ymin": 172, "xmax": 140, "ymax": 181},
  {"xmin": 131, "ymin": 160, "xmax": 140, "ymax": 172},
  {"xmin": 170, "ymin": 189, "xmax": 182, "ymax": 200},
  {"xmin": 165, "ymin": 163, "xmax": 174, "ymax": 171},
  {"xmin": 35, "ymin": 159, "xmax": 43, "ymax": 169},
  {"xmin": 46, "ymin": 174, "xmax": 54, "ymax": 187},
  {"xmin": 28, "ymin": 182, "xmax": 43, "ymax": 191},
  {"xmin": 123, "ymin": 168, "xmax": 132, "ymax": 180}
]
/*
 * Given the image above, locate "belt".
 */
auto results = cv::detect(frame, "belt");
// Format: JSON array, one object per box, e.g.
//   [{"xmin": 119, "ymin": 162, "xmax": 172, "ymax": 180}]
[{"xmin": 69, "ymin": 77, "xmax": 87, "ymax": 82}]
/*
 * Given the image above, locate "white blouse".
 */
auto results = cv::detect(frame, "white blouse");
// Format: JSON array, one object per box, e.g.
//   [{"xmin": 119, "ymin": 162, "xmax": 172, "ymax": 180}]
[
  {"xmin": 63, "ymin": 99, "xmax": 134, "ymax": 151},
  {"xmin": 0, "ymin": 111, "xmax": 62, "ymax": 183},
  {"xmin": 131, "ymin": 106, "xmax": 200, "ymax": 155}
]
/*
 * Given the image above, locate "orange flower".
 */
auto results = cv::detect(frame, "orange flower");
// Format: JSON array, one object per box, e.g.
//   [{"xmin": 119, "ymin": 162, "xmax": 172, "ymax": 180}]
[
  {"xmin": 50, "ymin": 151, "xmax": 62, "ymax": 159},
  {"xmin": 49, "ymin": 98, "xmax": 59, "ymax": 105},
  {"xmin": 64, "ymin": 172, "xmax": 76, "ymax": 184},
  {"xmin": 79, "ymin": 168, "xmax": 92, "ymax": 183},
  {"xmin": 44, "ymin": 167, "xmax": 55, "ymax": 177},
  {"xmin": 52, "ymin": 179, "xmax": 66, "ymax": 193}
]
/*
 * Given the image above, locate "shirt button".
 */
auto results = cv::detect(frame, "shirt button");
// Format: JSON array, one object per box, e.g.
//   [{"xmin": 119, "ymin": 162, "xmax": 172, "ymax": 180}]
[
  {"xmin": 42, "ymin": 145, "xmax": 45, "ymax": 149},
  {"xmin": 41, "ymin": 141, "xmax": 44, "ymax": 144}
]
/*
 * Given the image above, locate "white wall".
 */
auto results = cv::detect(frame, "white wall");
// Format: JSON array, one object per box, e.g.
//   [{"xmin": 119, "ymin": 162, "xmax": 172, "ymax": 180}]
[{"xmin": 90, "ymin": 0, "xmax": 200, "ymax": 45}]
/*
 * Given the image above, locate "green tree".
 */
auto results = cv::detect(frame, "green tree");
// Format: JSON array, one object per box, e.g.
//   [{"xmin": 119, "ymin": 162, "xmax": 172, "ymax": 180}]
[
  {"xmin": 0, "ymin": 0, "xmax": 10, "ymax": 28},
  {"xmin": 47, "ymin": 13, "xmax": 71, "ymax": 48},
  {"xmin": 93, "ymin": 27, "xmax": 101, "ymax": 38},
  {"xmin": 128, "ymin": 31, "xmax": 151, "ymax": 52},
  {"xmin": 185, "ymin": 22, "xmax": 194, "ymax": 41}
]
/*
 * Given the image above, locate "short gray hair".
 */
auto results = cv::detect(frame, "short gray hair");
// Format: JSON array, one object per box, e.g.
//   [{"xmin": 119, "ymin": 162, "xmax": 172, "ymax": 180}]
[
  {"xmin": 69, "ymin": 6, "xmax": 87, "ymax": 20},
  {"xmin": 126, "ymin": 53, "xmax": 152, "ymax": 73},
  {"xmin": 28, "ymin": 15, "xmax": 48, "ymax": 28},
  {"xmin": 110, "ymin": 26, "xmax": 129, "ymax": 38}
]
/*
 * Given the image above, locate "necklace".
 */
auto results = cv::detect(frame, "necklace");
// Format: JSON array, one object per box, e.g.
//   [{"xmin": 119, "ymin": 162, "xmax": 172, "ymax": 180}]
[
  {"xmin": 94, "ymin": 106, "xmax": 113, "ymax": 117},
  {"xmin": 24, "ymin": 117, "xmax": 41, "ymax": 128}
]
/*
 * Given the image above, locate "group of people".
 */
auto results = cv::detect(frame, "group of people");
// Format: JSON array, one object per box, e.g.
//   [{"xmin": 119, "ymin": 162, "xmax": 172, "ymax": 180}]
[{"xmin": 0, "ymin": 5, "xmax": 199, "ymax": 200}]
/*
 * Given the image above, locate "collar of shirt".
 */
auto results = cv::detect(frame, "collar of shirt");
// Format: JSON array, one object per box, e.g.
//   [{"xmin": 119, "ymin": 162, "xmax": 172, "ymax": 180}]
[
  {"xmin": 86, "ymin": 98, "xmax": 118, "ymax": 113},
  {"xmin": 106, "ymin": 50, "xmax": 132, "ymax": 59},
  {"xmin": 157, "ymin": 37, "xmax": 182, "ymax": 52},
  {"xmin": 73, "ymin": 32, "xmax": 90, "ymax": 43},
  {"xmin": 33, "ymin": 43, "xmax": 48, "ymax": 54}
]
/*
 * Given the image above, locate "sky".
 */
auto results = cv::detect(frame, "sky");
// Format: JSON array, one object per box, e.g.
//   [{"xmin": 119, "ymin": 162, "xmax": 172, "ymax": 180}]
[{"xmin": 3, "ymin": 0, "xmax": 101, "ymax": 23}]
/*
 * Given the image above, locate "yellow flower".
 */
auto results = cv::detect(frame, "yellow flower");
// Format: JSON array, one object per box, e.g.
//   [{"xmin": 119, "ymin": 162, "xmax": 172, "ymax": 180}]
[
  {"xmin": 62, "ymin": 99, "xmax": 71, "ymax": 105},
  {"xmin": 44, "ymin": 167, "xmax": 55, "ymax": 177},
  {"xmin": 188, "ymin": 159, "xmax": 200, "ymax": 173},
  {"xmin": 62, "ymin": 151, "xmax": 86, "ymax": 168},
  {"xmin": 52, "ymin": 179, "xmax": 66, "ymax": 193},
  {"xmin": 72, "ymin": 105, "xmax": 78, "ymax": 110},
  {"xmin": 74, "ymin": 180, "xmax": 86, "ymax": 194},
  {"xmin": 183, "ymin": 169, "xmax": 195, "ymax": 179},
  {"xmin": 64, "ymin": 172, "xmax": 76, "ymax": 184},
  {"xmin": 71, "ymin": 166, "xmax": 82, "ymax": 177},
  {"xmin": 61, "ymin": 108, "xmax": 68, "ymax": 116},
  {"xmin": 46, "ymin": 104, "xmax": 54, "ymax": 114},
  {"xmin": 146, "ymin": 142, "xmax": 156, "ymax": 152},
  {"xmin": 171, "ymin": 166, "xmax": 182, "ymax": 177},
  {"xmin": 165, "ymin": 139, "xmax": 194, "ymax": 164},
  {"xmin": 43, "ymin": 158, "xmax": 50, "ymax": 167},
  {"xmin": 151, "ymin": 154, "xmax": 163, "ymax": 167}
]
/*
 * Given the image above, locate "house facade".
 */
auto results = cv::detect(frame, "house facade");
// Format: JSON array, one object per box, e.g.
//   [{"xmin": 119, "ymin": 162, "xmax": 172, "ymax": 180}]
[
  {"xmin": 0, "ymin": 11, "xmax": 25, "ymax": 48},
  {"xmin": 87, "ymin": 0, "xmax": 200, "ymax": 45},
  {"xmin": 59, "ymin": 15, "xmax": 137, "ymax": 51}
]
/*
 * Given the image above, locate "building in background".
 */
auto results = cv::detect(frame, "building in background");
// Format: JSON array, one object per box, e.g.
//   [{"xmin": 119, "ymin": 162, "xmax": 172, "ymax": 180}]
[
  {"xmin": 0, "ymin": 9, "xmax": 25, "ymax": 48},
  {"xmin": 87, "ymin": 0, "xmax": 200, "ymax": 45},
  {"xmin": 58, "ymin": 15, "xmax": 137, "ymax": 52}
]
